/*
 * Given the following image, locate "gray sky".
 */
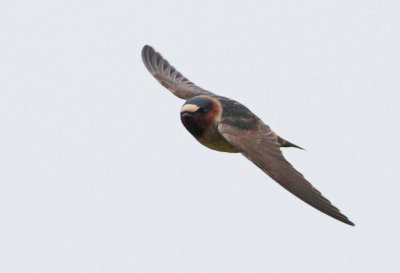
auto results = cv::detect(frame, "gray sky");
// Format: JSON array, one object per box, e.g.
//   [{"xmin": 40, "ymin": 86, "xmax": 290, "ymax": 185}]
[{"xmin": 1, "ymin": 1, "xmax": 399, "ymax": 272}]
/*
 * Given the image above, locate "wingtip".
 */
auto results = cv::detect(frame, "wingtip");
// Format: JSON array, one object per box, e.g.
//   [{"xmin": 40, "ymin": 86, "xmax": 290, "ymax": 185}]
[
  {"xmin": 141, "ymin": 45, "xmax": 153, "ymax": 58},
  {"xmin": 142, "ymin": 44, "xmax": 152, "ymax": 51},
  {"xmin": 141, "ymin": 45, "xmax": 160, "ymax": 74},
  {"xmin": 338, "ymin": 216, "xmax": 355, "ymax": 226}
]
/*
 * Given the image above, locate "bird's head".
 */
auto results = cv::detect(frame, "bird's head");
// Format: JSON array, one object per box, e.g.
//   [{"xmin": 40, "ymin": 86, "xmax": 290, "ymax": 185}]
[{"xmin": 180, "ymin": 97, "xmax": 220, "ymax": 138}]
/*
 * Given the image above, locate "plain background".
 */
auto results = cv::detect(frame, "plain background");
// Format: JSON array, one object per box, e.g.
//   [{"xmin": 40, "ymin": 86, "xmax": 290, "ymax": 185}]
[{"xmin": 1, "ymin": 1, "xmax": 399, "ymax": 272}]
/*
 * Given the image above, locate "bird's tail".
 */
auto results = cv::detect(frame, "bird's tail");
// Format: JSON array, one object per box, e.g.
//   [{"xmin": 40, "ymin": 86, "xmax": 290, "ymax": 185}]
[{"xmin": 278, "ymin": 136, "xmax": 305, "ymax": 150}]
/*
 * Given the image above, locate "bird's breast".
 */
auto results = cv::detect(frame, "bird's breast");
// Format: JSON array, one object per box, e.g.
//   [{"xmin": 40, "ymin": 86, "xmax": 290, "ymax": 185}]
[
  {"xmin": 181, "ymin": 113, "xmax": 237, "ymax": 153},
  {"xmin": 197, "ymin": 125, "xmax": 238, "ymax": 153}
]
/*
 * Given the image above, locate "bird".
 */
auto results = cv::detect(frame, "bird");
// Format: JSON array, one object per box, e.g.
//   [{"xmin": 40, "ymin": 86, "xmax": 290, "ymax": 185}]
[{"xmin": 141, "ymin": 45, "xmax": 354, "ymax": 226}]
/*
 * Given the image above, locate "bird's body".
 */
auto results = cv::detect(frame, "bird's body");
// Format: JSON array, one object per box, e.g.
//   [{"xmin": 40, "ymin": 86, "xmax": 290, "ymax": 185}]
[
  {"xmin": 182, "ymin": 95, "xmax": 250, "ymax": 153},
  {"xmin": 142, "ymin": 45, "xmax": 354, "ymax": 226}
]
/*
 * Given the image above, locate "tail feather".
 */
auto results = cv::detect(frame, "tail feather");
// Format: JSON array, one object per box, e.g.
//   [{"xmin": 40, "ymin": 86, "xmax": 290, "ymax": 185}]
[{"xmin": 277, "ymin": 136, "xmax": 304, "ymax": 150}]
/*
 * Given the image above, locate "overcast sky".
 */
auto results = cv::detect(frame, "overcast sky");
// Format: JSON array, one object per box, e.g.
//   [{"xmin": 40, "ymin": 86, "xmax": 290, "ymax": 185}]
[{"xmin": 1, "ymin": 1, "xmax": 399, "ymax": 273}]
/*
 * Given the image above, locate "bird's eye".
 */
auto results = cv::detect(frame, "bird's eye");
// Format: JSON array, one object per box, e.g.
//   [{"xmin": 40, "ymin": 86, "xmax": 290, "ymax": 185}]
[{"xmin": 198, "ymin": 108, "xmax": 208, "ymax": 113}]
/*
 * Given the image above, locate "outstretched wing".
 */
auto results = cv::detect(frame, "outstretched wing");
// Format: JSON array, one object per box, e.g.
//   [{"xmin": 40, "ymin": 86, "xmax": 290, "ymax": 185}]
[
  {"xmin": 142, "ymin": 45, "xmax": 214, "ymax": 99},
  {"xmin": 218, "ymin": 121, "xmax": 354, "ymax": 226}
]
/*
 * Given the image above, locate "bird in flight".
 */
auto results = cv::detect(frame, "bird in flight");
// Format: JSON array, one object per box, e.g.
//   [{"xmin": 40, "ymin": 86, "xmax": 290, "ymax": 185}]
[{"xmin": 141, "ymin": 45, "xmax": 354, "ymax": 226}]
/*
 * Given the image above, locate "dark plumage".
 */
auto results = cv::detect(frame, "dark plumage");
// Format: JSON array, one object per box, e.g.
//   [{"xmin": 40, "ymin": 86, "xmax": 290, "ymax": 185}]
[{"xmin": 142, "ymin": 45, "xmax": 354, "ymax": 226}]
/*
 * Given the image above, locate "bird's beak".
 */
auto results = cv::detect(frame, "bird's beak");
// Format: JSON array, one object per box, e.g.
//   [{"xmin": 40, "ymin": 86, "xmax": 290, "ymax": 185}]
[{"xmin": 181, "ymin": 111, "xmax": 193, "ymax": 122}]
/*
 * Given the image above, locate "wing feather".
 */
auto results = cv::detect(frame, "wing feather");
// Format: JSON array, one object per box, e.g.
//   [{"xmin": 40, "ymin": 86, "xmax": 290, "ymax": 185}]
[
  {"xmin": 218, "ymin": 121, "xmax": 354, "ymax": 226},
  {"xmin": 142, "ymin": 45, "xmax": 214, "ymax": 99}
]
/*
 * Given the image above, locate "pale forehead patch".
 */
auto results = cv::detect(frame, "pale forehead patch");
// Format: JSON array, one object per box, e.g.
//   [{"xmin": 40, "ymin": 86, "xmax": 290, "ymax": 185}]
[{"xmin": 181, "ymin": 104, "xmax": 200, "ymax": 112}]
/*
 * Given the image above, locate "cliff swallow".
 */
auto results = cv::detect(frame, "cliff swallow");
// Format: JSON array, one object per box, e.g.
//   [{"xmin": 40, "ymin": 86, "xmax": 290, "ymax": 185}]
[{"xmin": 142, "ymin": 45, "xmax": 354, "ymax": 226}]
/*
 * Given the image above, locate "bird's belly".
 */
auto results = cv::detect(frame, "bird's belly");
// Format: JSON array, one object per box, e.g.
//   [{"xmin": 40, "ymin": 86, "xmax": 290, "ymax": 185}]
[{"xmin": 197, "ymin": 129, "xmax": 238, "ymax": 153}]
